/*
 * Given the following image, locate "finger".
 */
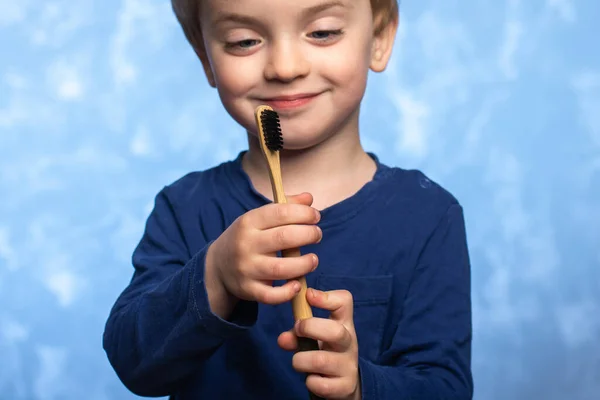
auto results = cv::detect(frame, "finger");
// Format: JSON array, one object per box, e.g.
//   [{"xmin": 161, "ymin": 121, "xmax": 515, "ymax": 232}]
[
  {"xmin": 258, "ymin": 225, "xmax": 322, "ymax": 253},
  {"xmin": 277, "ymin": 330, "xmax": 298, "ymax": 351},
  {"xmin": 292, "ymin": 350, "xmax": 349, "ymax": 377},
  {"xmin": 306, "ymin": 374, "xmax": 358, "ymax": 399},
  {"xmin": 250, "ymin": 202, "xmax": 320, "ymax": 230},
  {"xmin": 286, "ymin": 192, "xmax": 314, "ymax": 206},
  {"xmin": 295, "ymin": 318, "xmax": 353, "ymax": 352},
  {"xmin": 246, "ymin": 280, "xmax": 301, "ymax": 305},
  {"xmin": 307, "ymin": 289, "xmax": 354, "ymax": 326},
  {"xmin": 278, "ymin": 330, "xmax": 325, "ymax": 352},
  {"xmin": 251, "ymin": 253, "xmax": 318, "ymax": 281}
]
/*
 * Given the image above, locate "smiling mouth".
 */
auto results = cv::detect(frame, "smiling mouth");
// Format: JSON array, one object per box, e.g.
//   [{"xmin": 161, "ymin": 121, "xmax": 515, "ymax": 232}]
[{"xmin": 260, "ymin": 93, "xmax": 321, "ymax": 110}]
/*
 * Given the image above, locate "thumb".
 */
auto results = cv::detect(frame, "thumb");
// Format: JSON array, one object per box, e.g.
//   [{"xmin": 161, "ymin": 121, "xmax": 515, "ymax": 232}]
[
  {"xmin": 307, "ymin": 289, "xmax": 355, "ymax": 328},
  {"xmin": 286, "ymin": 192, "xmax": 314, "ymax": 207}
]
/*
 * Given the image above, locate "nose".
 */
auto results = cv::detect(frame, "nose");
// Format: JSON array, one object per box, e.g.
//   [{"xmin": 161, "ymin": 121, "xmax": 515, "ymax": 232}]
[{"xmin": 263, "ymin": 38, "xmax": 310, "ymax": 82}]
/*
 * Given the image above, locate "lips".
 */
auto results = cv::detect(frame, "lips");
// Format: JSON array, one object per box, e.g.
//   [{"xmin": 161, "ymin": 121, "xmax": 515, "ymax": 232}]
[{"xmin": 260, "ymin": 93, "xmax": 321, "ymax": 110}]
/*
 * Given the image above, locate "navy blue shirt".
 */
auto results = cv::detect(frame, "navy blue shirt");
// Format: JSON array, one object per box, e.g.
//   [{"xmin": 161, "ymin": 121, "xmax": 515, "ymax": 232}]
[{"xmin": 103, "ymin": 152, "xmax": 473, "ymax": 399}]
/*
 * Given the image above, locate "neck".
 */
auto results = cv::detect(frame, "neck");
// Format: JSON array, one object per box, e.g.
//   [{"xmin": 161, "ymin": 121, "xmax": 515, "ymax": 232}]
[{"xmin": 241, "ymin": 120, "xmax": 377, "ymax": 210}]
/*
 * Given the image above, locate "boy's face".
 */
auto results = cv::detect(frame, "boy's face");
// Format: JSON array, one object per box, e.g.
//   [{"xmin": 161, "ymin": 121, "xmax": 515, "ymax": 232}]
[{"xmin": 198, "ymin": 0, "xmax": 396, "ymax": 150}]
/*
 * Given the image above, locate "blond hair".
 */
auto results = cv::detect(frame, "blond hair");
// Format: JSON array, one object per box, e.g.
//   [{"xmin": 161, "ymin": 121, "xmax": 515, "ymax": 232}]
[{"xmin": 171, "ymin": 0, "xmax": 399, "ymax": 52}]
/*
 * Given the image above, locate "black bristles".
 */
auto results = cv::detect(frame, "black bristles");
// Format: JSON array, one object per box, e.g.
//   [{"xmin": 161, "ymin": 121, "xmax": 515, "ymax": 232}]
[{"xmin": 260, "ymin": 109, "xmax": 284, "ymax": 151}]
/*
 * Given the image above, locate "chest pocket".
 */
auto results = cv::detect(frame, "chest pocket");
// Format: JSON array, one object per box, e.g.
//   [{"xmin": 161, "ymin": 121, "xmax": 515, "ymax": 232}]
[{"xmin": 314, "ymin": 274, "xmax": 393, "ymax": 362}]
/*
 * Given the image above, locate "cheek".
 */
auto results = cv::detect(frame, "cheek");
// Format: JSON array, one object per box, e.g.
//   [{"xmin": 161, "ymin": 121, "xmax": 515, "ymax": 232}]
[
  {"xmin": 317, "ymin": 41, "xmax": 371, "ymax": 87},
  {"xmin": 319, "ymin": 56, "xmax": 369, "ymax": 111},
  {"xmin": 212, "ymin": 54, "xmax": 258, "ymax": 97},
  {"xmin": 208, "ymin": 53, "xmax": 261, "ymax": 131}
]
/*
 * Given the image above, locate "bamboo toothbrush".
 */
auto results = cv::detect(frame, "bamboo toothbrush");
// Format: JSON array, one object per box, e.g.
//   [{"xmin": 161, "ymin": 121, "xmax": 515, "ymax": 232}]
[{"xmin": 254, "ymin": 105, "xmax": 324, "ymax": 400}]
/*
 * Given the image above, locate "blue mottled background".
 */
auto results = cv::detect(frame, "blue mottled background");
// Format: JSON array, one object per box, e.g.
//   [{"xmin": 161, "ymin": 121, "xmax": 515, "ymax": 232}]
[{"xmin": 1, "ymin": 0, "xmax": 598, "ymax": 399}]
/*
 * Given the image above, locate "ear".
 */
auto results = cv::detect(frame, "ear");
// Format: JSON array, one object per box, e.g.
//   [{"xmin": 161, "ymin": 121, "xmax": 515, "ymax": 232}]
[
  {"xmin": 369, "ymin": 13, "xmax": 399, "ymax": 73},
  {"xmin": 194, "ymin": 43, "xmax": 217, "ymax": 88}
]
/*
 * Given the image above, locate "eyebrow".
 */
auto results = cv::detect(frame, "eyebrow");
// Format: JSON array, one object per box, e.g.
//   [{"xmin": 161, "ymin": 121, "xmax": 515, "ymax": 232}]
[
  {"xmin": 212, "ymin": 1, "xmax": 349, "ymax": 27},
  {"xmin": 303, "ymin": 0, "xmax": 349, "ymax": 17}
]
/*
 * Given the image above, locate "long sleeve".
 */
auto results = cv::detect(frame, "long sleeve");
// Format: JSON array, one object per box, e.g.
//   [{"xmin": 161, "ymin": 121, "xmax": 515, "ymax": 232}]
[
  {"xmin": 359, "ymin": 204, "xmax": 473, "ymax": 399},
  {"xmin": 102, "ymin": 187, "xmax": 258, "ymax": 397}
]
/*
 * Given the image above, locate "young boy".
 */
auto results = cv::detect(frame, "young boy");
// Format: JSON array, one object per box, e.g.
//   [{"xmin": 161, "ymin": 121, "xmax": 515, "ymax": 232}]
[{"xmin": 103, "ymin": 0, "xmax": 473, "ymax": 399}]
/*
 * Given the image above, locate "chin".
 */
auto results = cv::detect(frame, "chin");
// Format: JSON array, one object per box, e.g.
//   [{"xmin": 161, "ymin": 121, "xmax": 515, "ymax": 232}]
[{"xmin": 278, "ymin": 132, "xmax": 332, "ymax": 152}]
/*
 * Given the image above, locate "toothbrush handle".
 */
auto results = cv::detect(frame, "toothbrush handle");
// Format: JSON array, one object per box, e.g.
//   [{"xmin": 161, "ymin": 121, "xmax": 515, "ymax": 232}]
[
  {"xmin": 281, "ymin": 247, "xmax": 324, "ymax": 400},
  {"xmin": 281, "ymin": 248, "xmax": 315, "ymax": 322},
  {"xmin": 298, "ymin": 333, "xmax": 326, "ymax": 400}
]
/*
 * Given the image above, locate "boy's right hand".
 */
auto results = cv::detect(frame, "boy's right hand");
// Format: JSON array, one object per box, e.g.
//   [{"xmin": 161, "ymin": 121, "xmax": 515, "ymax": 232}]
[{"xmin": 205, "ymin": 193, "xmax": 322, "ymax": 318}]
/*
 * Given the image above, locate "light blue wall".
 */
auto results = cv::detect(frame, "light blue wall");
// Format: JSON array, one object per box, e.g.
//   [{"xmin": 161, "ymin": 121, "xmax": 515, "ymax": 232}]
[{"xmin": 1, "ymin": 1, "xmax": 598, "ymax": 399}]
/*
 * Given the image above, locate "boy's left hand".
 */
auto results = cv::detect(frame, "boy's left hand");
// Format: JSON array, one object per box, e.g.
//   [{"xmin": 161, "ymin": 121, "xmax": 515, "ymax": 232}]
[{"xmin": 277, "ymin": 288, "xmax": 361, "ymax": 400}]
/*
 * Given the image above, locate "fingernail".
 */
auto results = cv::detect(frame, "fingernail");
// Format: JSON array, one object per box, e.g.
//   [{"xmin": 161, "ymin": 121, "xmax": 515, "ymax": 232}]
[
  {"xmin": 316, "ymin": 226, "xmax": 322, "ymax": 243},
  {"xmin": 294, "ymin": 282, "xmax": 301, "ymax": 292},
  {"xmin": 314, "ymin": 210, "xmax": 321, "ymax": 223},
  {"xmin": 311, "ymin": 255, "xmax": 318, "ymax": 270}
]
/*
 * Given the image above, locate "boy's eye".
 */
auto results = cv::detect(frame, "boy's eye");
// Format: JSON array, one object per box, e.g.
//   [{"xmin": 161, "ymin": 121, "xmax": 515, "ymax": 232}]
[
  {"xmin": 308, "ymin": 29, "xmax": 344, "ymax": 41},
  {"xmin": 226, "ymin": 39, "xmax": 260, "ymax": 49},
  {"xmin": 224, "ymin": 29, "xmax": 344, "ymax": 51}
]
